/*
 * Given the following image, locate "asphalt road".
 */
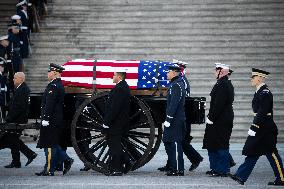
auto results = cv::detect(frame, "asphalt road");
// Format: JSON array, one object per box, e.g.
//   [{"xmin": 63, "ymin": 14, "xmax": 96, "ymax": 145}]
[{"xmin": 0, "ymin": 143, "xmax": 283, "ymax": 189}]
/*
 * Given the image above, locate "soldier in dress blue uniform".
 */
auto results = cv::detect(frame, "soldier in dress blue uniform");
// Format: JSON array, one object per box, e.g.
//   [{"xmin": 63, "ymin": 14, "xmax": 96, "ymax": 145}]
[
  {"xmin": 7, "ymin": 23, "xmax": 23, "ymax": 73},
  {"xmin": 162, "ymin": 64, "xmax": 186, "ymax": 176},
  {"xmin": 16, "ymin": 0, "xmax": 30, "ymax": 59},
  {"xmin": 36, "ymin": 63, "xmax": 74, "ymax": 176},
  {"xmin": 158, "ymin": 60, "xmax": 203, "ymax": 172},
  {"xmin": 203, "ymin": 63, "xmax": 234, "ymax": 177},
  {"xmin": 231, "ymin": 68, "xmax": 284, "ymax": 186},
  {"xmin": 0, "ymin": 60, "xmax": 7, "ymax": 121}
]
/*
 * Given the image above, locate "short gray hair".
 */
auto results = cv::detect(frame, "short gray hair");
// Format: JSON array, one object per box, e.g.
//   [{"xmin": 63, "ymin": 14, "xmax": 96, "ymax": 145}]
[{"xmin": 15, "ymin": 72, "xmax": 25, "ymax": 82}]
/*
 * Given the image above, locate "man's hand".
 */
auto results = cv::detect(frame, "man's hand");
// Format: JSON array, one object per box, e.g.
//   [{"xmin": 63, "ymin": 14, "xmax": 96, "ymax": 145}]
[
  {"xmin": 163, "ymin": 121, "xmax": 170, "ymax": 128},
  {"xmin": 206, "ymin": 117, "xmax": 213, "ymax": 125},
  {"xmin": 42, "ymin": 120, "xmax": 49, "ymax": 127}
]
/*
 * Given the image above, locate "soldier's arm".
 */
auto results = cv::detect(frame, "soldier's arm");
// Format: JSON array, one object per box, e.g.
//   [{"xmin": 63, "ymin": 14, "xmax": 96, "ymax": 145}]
[
  {"xmin": 253, "ymin": 90, "xmax": 271, "ymax": 127},
  {"xmin": 166, "ymin": 83, "xmax": 182, "ymax": 123},
  {"xmin": 42, "ymin": 85, "xmax": 57, "ymax": 121}
]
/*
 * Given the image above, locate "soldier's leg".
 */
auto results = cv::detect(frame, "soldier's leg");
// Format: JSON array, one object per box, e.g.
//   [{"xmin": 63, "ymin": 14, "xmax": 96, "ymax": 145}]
[
  {"xmin": 45, "ymin": 147, "xmax": 57, "ymax": 173},
  {"xmin": 183, "ymin": 123, "xmax": 203, "ymax": 164},
  {"xmin": 215, "ymin": 149, "xmax": 230, "ymax": 174},
  {"xmin": 208, "ymin": 150, "xmax": 218, "ymax": 171},
  {"xmin": 234, "ymin": 155, "xmax": 259, "ymax": 182},
  {"xmin": 266, "ymin": 150, "xmax": 284, "ymax": 183},
  {"xmin": 164, "ymin": 142, "xmax": 177, "ymax": 171},
  {"xmin": 176, "ymin": 141, "xmax": 184, "ymax": 172}
]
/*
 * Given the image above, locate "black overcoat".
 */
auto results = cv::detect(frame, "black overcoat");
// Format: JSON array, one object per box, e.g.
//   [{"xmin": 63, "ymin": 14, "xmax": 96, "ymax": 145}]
[
  {"xmin": 37, "ymin": 78, "xmax": 65, "ymax": 148},
  {"xmin": 242, "ymin": 84, "xmax": 278, "ymax": 156},
  {"xmin": 163, "ymin": 76, "xmax": 186, "ymax": 142},
  {"xmin": 104, "ymin": 80, "xmax": 131, "ymax": 135},
  {"xmin": 6, "ymin": 82, "xmax": 30, "ymax": 124},
  {"xmin": 203, "ymin": 75, "xmax": 234, "ymax": 150}
]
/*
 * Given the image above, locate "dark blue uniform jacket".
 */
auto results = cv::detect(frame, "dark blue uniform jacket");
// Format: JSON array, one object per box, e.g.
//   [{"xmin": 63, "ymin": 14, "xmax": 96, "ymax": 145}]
[
  {"xmin": 163, "ymin": 76, "xmax": 186, "ymax": 142},
  {"xmin": 242, "ymin": 84, "xmax": 278, "ymax": 156}
]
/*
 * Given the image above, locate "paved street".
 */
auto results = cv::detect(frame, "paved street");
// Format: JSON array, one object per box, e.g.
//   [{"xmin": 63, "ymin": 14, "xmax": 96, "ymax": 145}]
[{"xmin": 0, "ymin": 143, "xmax": 283, "ymax": 189}]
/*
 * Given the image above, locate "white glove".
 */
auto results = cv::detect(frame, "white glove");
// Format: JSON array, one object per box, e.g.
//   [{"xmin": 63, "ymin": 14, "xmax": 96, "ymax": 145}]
[
  {"xmin": 248, "ymin": 129, "xmax": 256, "ymax": 136},
  {"xmin": 42, "ymin": 120, "xmax": 49, "ymax": 127},
  {"xmin": 154, "ymin": 78, "xmax": 159, "ymax": 83},
  {"xmin": 102, "ymin": 124, "xmax": 109, "ymax": 129},
  {"xmin": 163, "ymin": 121, "xmax": 170, "ymax": 128},
  {"xmin": 206, "ymin": 117, "xmax": 213, "ymax": 125}
]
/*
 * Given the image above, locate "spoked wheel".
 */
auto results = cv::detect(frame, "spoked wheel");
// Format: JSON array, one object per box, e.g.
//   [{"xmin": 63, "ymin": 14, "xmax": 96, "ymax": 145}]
[{"xmin": 71, "ymin": 92, "xmax": 159, "ymax": 174}]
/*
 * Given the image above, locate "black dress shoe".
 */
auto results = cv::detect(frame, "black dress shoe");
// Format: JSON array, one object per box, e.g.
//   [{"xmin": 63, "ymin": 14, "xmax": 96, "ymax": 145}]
[
  {"xmin": 35, "ymin": 171, "xmax": 54, "ymax": 176},
  {"xmin": 106, "ymin": 171, "xmax": 123, "ymax": 176},
  {"xmin": 25, "ymin": 153, "xmax": 37, "ymax": 166},
  {"xmin": 4, "ymin": 162, "xmax": 21, "ymax": 168},
  {"xmin": 63, "ymin": 158, "xmax": 74, "ymax": 175},
  {"xmin": 189, "ymin": 159, "xmax": 203, "ymax": 171},
  {"xmin": 80, "ymin": 166, "xmax": 91, "ymax": 171},
  {"xmin": 210, "ymin": 172, "xmax": 229, "ymax": 177},
  {"xmin": 205, "ymin": 170, "xmax": 215, "ymax": 175},
  {"xmin": 230, "ymin": 161, "xmax": 236, "ymax": 168},
  {"xmin": 177, "ymin": 171, "xmax": 184, "ymax": 176},
  {"xmin": 268, "ymin": 180, "xmax": 284, "ymax": 186},
  {"xmin": 124, "ymin": 160, "xmax": 135, "ymax": 174},
  {"xmin": 166, "ymin": 170, "xmax": 179, "ymax": 176},
  {"xmin": 230, "ymin": 174, "xmax": 244, "ymax": 185},
  {"xmin": 157, "ymin": 166, "xmax": 170, "ymax": 172}
]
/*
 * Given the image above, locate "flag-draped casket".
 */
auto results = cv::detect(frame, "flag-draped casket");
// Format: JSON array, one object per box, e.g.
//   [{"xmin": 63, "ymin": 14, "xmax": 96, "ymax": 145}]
[{"xmin": 61, "ymin": 59, "xmax": 174, "ymax": 89}]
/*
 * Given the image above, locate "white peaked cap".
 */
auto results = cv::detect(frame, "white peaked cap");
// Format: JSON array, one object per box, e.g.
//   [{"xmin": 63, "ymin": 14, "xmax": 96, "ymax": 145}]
[
  {"xmin": 16, "ymin": 0, "xmax": 27, "ymax": 7},
  {"xmin": 172, "ymin": 59, "xmax": 189, "ymax": 66},
  {"xmin": 215, "ymin": 62, "xmax": 230, "ymax": 69},
  {"xmin": 11, "ymin": 15, "xmax": 21, "ymax": 20}
]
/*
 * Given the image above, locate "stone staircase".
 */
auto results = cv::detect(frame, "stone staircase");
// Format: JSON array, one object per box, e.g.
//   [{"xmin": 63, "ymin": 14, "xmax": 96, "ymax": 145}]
[{"xmin": 1, "ymin": 0, "xmax": 284, "ymax": 142}]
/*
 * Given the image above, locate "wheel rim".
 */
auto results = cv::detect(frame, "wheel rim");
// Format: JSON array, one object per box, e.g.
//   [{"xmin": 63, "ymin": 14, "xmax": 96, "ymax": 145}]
[{"xmin": 71, "ymin": 92, "xmax": 156, "ymax": 173}]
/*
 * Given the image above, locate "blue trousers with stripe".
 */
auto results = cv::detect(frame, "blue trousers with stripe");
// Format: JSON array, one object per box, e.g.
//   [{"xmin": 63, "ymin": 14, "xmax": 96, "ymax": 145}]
[
  {"xmin": 208, "ymin": 149, "xmax": 230, "ymax": 174},
  {"xmin": 44, "ymin": 145, "xmax": 70, "ymax": 173},
  {"xmin": 164, "ymin": 141, "xmax": 184, "ymax": 171},
  {"xmin": 235, "ymin": 150, "xmax": 284, "ymax": 182}
]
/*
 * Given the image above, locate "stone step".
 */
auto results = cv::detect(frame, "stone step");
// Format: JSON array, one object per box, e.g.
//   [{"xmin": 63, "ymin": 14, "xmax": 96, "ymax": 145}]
[{"xmin": 31, "ymin": 41, "xmax": 284, "ymax": 48}]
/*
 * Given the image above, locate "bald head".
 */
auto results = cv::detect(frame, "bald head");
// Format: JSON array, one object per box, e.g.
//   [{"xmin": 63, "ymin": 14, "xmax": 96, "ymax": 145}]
[{"xmin": 13, "ymin": 72, "xmax": 25, "ymax": 87}]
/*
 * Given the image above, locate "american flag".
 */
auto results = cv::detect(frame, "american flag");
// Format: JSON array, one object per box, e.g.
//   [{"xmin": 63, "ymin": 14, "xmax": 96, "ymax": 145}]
[{"xmin": 61, "ymin": 59, "xmax": 172, "ymax": 89}]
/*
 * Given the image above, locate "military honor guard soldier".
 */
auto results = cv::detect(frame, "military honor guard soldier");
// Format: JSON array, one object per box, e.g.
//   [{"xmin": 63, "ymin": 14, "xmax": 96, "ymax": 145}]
[
  {"xmin": 162, "ymin": 64, "xmax": 186, "ymax": 176},
  {"xmin": 203, "ymin": 63, "xmax": 234, "ymax": 177},
  {"xmin": 231, "ymin": 68, "xmax": 284, "ymax": 186},
  {"xmin": 158, "ymin": 60, "xmax": 203, "ymax": 173},
  {"xmin": 36, "ymin": 63, "xmax": 73, "ymax": 176}
]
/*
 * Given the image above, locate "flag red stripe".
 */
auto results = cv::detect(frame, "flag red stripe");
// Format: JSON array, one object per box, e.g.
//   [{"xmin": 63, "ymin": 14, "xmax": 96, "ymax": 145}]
[
  {"xmin": 96, "ymin": 84, "xmax": 137, "ymax": 89},
  {"xmin": 61, "ymin": 71, "xmax": 93, "ymax": 77},
  {"xmin": 62, "ymin": 81, "xmax": 93, "ymax": 88},
  {"xmin": 63, "ymin": 62, "xmax": 95, "ymax": 66},
  {"xmin": 96, "ymin": 72, "xmax": 138, "ymax": 79},
  {"xmin": 96, "ymin": 62, "xmax": 139, "ymax": 67}
]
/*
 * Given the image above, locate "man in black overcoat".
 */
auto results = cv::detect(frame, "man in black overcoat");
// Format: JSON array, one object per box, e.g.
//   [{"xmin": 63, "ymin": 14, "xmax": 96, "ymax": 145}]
[
  {"xmin": 36, "ymin": 63, "xmax": 73, "ymax": 176},
  {"xmin": 231, "ymin": 68, "xmax": 284, "ymax": 186},
  {"xmin": 0, "ymin": 72, "xmax": 37, "ymax": 168},
  {"xmin": 203, "ymin": 63, "xmax": 234, "ymax": 176},
  {"xmin": 103, "ymin": 71, "xmax": 132, "ymax": 176}
]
